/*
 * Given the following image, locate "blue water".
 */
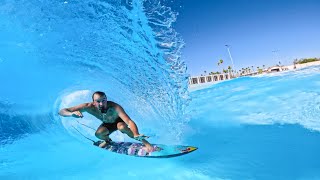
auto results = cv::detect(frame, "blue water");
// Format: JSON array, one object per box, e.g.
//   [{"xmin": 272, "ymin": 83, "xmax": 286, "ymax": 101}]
[{"xmin": 1, "ymin": 0, "xmax": 320, "ymax": 179}]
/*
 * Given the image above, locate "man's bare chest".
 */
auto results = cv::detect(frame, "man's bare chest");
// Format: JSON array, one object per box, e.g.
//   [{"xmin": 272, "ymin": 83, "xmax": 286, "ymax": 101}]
[{"xmin": 91, "ymin": 107, "xmax": 119, "ymax": 123}]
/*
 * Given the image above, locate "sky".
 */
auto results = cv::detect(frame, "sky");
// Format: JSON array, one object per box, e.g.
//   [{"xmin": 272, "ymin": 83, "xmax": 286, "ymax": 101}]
[{"xmin": 165, "ymin": 0, "xmax": 320, "ymax": 76}]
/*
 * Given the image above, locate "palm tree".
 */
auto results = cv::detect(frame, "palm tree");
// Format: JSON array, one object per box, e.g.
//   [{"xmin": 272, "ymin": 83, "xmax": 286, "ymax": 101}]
[
  {"xmin": 218, "ymin": 59, "xmax": 224, "ymax": 74},
  {"xmin": 227, "ymin": 66, "xmax": 232, "ymax": 74},
  {"xmin": 221, "ymin": 59, "xmax": 224, "ymax": 73}
]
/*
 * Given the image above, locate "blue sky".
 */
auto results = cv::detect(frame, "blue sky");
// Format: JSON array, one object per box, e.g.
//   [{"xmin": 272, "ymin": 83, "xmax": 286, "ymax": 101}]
[{"xmin": 167, "ymin": 0, "xmax": 320, "ymax": 76}]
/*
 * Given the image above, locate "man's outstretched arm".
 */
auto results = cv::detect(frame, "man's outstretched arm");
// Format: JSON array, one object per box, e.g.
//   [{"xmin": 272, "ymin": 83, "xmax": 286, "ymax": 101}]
[{"xmin": 59, "ymin": 103, "xmax": 90, "ymax": 118}]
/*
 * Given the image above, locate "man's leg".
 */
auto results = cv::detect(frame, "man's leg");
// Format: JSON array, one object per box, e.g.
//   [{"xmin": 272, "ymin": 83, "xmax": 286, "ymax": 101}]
[
  {"xmin": 116, "ymin": 122, "xmax": 134, "ymax": 138},
  {"xmin": 95, "ymin": 124, "xmax": 112, "ymax": 147}
]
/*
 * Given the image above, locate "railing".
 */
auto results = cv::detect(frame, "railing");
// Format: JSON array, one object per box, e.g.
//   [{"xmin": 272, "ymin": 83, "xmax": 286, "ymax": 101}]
[{"xmin": 188, "ymin": 73, "xmax": 234, "ymax": 85}]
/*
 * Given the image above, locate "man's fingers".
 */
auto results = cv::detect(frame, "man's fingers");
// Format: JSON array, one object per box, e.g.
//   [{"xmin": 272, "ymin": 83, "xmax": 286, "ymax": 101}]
[
  {"xmin": 134, "ymin": 134, "xmax": 149, "ymax": 141},
  {"xmin": 73, "ymin": 111, "xmax": 83, "ymax": 118},
  {"xmin": 140, "ymin": 134, "xmax": 149, "ymax": 139},
  {"xmin": 76, "ymin": 111, "xmax": 83, "ymax": 117}
]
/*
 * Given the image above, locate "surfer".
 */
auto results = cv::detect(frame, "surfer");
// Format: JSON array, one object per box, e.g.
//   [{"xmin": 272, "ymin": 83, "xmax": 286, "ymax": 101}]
[{"xmin": 59, "ymin": 91, "xmax": 154, "ymax": 152}]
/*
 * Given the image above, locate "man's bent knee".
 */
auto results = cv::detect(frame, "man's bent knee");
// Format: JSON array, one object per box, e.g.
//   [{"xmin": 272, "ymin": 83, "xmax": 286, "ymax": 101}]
[
  {"xmin": 95, "ymin": 129, "xmax": 109, "ymax": 139},
  {"xmin": 117, "ymin": 122, "xmax": 133, "ymax": 138},
  {"xmin": 117, "ymin": 122, "xmax": 127, "ymax": 131}
]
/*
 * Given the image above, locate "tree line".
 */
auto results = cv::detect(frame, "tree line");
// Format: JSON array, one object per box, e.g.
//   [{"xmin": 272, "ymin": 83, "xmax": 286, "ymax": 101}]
[
  {"xmin": 293, "ymin": 57, "xmax": 319, "ymax": 64},
  {"xmin": 199, "ymin": 57, "xmax": 319, "ymax": 77},
  {"xmin": 200, "ymin": 59, "xmax": 266, "ymax": 76}
]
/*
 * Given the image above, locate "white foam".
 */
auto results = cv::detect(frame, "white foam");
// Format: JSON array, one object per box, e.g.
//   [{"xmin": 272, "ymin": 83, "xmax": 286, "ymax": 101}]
[
  {"xmin": 58, "ymin": 90, "xmax": 97, "ymax": 142},
  {"xmin": 59, "ymin": 90, "xmax": 91, "ymax": 108},
  {"xmin": 234, "ymin": 90, "xmax": 320, "ymax": 131}
]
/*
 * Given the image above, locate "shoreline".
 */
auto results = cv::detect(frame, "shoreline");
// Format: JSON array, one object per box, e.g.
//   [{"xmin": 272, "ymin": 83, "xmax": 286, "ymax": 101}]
[{"xmin": 188, "ymin": 61, "xmax": 320, "ymax": 91}]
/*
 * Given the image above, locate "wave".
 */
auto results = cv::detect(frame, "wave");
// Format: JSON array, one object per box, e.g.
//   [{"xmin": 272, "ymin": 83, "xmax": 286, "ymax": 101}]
[{"xmin": 0, "ymin": 0, "xmax": 189, "ymax": 145}]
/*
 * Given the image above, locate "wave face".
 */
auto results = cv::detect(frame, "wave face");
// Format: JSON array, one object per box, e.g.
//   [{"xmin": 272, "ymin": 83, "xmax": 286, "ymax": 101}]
[
  {"xmin": 0, "ymin": 0, "xmax": 189, "ymax": 141},
  {"xmin": 0, "ymin": 0, "xmax": 193, "ymax": 179}
]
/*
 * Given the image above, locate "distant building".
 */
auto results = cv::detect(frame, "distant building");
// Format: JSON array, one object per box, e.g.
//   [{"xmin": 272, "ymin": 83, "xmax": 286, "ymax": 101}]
[
  {"xmin": 188, "ymin": 73, "xmax": 231, "ymax": 86},
  {"xmin": 267, "ymin": 65, "xmax": 283, "ymax": 73}
]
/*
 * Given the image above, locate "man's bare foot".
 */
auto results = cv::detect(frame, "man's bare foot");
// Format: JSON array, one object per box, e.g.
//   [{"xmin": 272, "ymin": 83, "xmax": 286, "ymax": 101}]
[
  {"xmin": 98, "ymin": 141, "xmax": 108, "ymax": 148},
  {"xmin": 142, "ymin": 144, "xmax": 154, "ymax": 153},
  {"xmin": 98, "ymin": 138, "xmax": 112, "ymax": 148}
]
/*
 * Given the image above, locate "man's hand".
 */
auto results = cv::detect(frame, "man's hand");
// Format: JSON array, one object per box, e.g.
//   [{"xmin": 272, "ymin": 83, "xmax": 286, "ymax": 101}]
[
  {"xmin": 133, "ymin": 134, "xmax": 149, "ymax": 141},
  {"xmin": 134, "ymin": 135, "xmax": 154, "ymax": 153},
  {"xmin": 71, "ymin": 111, "xmax": 83, "ymax": 118},
  {"xmin": 144, "ymin": 144, "xmax": 154, "ymax": 152}
]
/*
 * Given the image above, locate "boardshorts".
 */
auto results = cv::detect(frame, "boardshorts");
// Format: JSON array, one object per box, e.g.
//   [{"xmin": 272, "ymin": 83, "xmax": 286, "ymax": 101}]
[{"xmin": 100, "ymin": 118, "xmax": 125, "ymax": 134}]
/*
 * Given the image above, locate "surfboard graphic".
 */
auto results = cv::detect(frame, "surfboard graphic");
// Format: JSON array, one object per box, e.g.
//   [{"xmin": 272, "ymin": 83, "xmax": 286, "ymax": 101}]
[{"xmin": 94, "ymin": 141, "xmax": 198, "ymax": 158}]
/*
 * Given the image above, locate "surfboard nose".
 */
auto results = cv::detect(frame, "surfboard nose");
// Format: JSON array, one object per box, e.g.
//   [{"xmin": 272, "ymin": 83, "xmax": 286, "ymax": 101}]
[{"xmin": 186, "ymin": 146, "xmax": 198, "ymax": 152}]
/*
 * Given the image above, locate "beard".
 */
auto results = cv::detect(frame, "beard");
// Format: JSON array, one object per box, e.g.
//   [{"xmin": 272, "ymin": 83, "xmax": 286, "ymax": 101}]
[{"xmin": 100, "ymin": 106, "xmax": 108, "ymax": 113}]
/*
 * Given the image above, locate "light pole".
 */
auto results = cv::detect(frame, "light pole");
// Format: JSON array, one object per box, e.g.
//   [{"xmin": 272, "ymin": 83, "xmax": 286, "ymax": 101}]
[{"xmin": 225, "ymin": 44, "xmax": 235, "ymax": 76}]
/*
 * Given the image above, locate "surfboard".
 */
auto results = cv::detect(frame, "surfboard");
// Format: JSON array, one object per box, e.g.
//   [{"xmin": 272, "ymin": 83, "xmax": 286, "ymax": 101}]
[{"xmin": 94, "ymin": 141, "xmax": 198, "ymax": 158}]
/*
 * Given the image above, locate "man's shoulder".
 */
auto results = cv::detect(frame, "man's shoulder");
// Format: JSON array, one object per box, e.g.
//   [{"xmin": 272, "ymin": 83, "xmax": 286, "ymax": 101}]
[
  {"xmin": 108, "ymin": 101, "xmax": 118, "ymax": 107},
  {"xmin": 82, "ymin": 102, "xmax": 95, "ymax": 109},
  {"xmin": 108, "ymin": 101, "xmax": 124, "ymax": 111},
  {"xmin": 108, "ymin": 101, "xmax": 120, "ymax": 107}
]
